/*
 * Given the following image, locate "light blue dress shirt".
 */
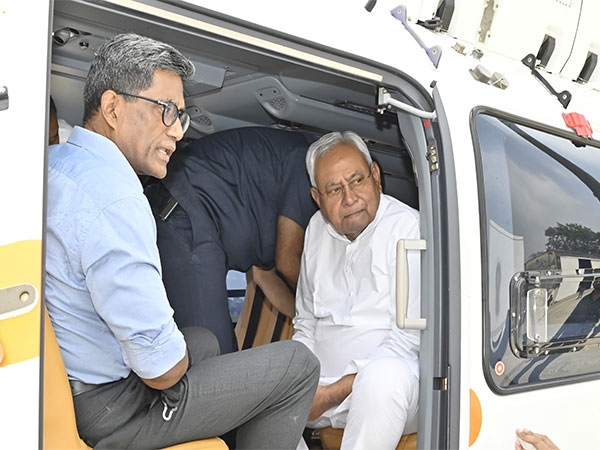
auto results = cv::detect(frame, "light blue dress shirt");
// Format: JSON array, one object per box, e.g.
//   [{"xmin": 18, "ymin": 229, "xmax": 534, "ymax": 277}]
[{"xmin": 45, "ymin": 126, "xmax": 186, "ymax": 384}]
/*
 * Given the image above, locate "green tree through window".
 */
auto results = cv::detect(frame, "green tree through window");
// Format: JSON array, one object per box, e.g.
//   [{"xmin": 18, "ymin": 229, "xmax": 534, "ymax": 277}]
[{"xmin": 545, "ymin": 222, "xmax": 600, "ymax": 255}]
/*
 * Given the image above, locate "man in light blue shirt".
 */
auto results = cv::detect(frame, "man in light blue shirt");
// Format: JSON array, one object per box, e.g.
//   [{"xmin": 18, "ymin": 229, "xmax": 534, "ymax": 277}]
[
  {"xmin": 47, "ymin": 123, "xmax": 186, "ymax": 385},
  {"xmin": 45, "ymin": 32, "xmax": 318, "ymax": 449}
]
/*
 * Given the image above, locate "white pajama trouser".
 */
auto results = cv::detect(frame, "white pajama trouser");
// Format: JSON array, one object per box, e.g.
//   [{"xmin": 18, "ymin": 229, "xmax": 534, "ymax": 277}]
[{"xmin": 300, "ymin": 357, "xmax": 419, "ymax": 450}]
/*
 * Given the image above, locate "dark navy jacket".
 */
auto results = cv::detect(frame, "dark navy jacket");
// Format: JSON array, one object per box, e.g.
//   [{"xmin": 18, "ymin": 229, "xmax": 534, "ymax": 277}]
[
  {"xmin": 144, "ymin": 127, "xmax": 318, "ymax": 352},
  {"xmin": 160, "ymin": 126, "xmax": 317, "ymax": 271}
]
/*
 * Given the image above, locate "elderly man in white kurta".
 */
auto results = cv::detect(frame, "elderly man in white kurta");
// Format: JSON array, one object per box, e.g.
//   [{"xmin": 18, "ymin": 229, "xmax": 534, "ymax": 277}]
[{"xmin": 293, "ymin": 130, "xmax": 420, "ymax": 450}]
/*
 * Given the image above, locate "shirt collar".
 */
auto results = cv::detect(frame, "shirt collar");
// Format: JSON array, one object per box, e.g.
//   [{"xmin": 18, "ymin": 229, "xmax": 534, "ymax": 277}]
[{"xmin": 67, "ymin": 126, "xmax": 141, "ymax": 189}]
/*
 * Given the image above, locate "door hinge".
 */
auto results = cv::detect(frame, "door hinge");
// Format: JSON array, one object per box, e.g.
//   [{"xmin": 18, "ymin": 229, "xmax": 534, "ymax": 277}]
[
  {"xmin": 426, "ymin": 143, "xmax": 439, "ymax": 172},
  {"xmin": 434, "ymin": 376, "xmax": 448, "ymax": 391}
]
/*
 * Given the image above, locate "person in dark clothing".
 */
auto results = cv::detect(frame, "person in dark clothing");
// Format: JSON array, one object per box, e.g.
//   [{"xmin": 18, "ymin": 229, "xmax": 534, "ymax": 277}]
[{"xmin": 145, "ymin": 126, "xmax": 318, "ymax": 353}]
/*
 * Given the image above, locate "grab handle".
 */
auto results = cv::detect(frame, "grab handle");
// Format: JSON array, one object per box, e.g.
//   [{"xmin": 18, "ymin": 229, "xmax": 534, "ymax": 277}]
[{"xmin": 396, "ymin": 239, "xmax": 427, "ymax": 330}]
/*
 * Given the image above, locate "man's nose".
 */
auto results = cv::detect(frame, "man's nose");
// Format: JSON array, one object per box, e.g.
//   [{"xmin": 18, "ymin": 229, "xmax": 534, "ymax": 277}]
[
  {"xmin": 166, "ymin": 119, "xmax": 184, "ymax": 141},
  {"xmin": 341, "ymin": 185, "xmax": 359, "ymax": 204}
]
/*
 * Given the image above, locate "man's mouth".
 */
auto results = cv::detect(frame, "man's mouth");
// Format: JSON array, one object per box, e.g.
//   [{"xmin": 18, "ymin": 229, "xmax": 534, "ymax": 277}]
[
  {"xmin": 158, "ymin": 147, "xmax": 174, "ymax": 161},
  {"xmin": 344, "ymin": 209, "xmax": 364, "ymax": 219}
]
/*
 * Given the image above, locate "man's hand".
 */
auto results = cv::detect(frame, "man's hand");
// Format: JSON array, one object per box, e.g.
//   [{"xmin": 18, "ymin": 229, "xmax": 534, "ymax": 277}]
[
  {"xmin": 309, "ymin": 374, "xmax": 356, "ymax": 421},
  {"xmin": 516, "ymin": 429, "xmax": 560, "ymax": 450}
]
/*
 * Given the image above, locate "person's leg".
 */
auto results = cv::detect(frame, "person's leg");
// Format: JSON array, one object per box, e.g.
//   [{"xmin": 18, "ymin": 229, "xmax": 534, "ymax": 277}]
[
  {"xmin": 340, "ymin": 358, "xmax": 419, "ymax": 450},
  {"xmin": 181, "ymin": 326, "xmax": 221, "ymax": 361},
  {"xmin": 149, "ymin": 193, "xmax": 237, "ymax": 354},
  {"xmin": 182, "ymin": 327, "xmax": 237, "ymax": 448},
  {"xmin": 77, "ymin": 327, "xmax": 221, "ymax": 449},
  {"xmin": 73, "ymin": 375, "xmax": 154, "ymax": 448},
  {"xmin": 133, "ymin": 339, "xmax": 319, "ymax": 449}
]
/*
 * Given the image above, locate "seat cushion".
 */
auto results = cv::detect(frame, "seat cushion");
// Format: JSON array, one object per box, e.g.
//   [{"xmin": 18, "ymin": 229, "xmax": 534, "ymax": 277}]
[
  {"xmin": 160, "ymin": 437, "xmax": 228, "ymax": 449},
  {"xmin": 43, "ymin": 308, "xmax": 228, "ymax": 450},
  {"xmin": 319, "ymin": 426, "xmax": 417, "ymax": 450}
]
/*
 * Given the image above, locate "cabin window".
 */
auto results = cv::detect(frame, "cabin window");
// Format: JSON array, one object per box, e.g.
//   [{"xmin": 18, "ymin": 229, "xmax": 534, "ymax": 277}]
[
  {"xmin": 227, "ymin": 270, "xmax": 246, "ymax": 323},
  {"xmin": 473, "ymin": 109, "xmax": 600, "ymax": 391}
]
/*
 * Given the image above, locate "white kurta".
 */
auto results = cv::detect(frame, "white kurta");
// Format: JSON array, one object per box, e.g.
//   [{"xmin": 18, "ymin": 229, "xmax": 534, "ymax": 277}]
[{"xmin": 293, "ymin": 193, "xmax": 420, "ymax": 447}]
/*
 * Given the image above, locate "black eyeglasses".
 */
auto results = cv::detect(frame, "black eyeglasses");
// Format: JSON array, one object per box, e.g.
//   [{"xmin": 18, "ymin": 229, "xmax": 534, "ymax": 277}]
[{"xmin": 115, "ymin": 91, "xmax": 190, "ymax": 133}]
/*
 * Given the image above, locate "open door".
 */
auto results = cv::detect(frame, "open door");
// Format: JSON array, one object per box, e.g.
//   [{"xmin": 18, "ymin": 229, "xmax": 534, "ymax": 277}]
[{"xmin": 0, "ymin": 1, "xmax": 52, "ymax": 448}]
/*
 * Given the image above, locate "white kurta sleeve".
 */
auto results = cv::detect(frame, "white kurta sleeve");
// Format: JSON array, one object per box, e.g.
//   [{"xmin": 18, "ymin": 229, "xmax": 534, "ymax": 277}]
[{"xmin": 292, "ymin": 221, "xmax": 318, "ymax": 354}]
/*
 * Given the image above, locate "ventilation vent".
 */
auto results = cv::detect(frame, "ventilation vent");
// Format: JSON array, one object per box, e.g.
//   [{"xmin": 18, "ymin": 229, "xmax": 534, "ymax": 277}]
[
  {"xmin": 267, "ymin": 97, "xmax": 288, "ymax": 112},
  {"xmin": 256, "ymin": 86, "xmax": 289, "ymax": 116},
  {"xmin": 186, "ymin": 105, "xmax": 215, "ymax": 134},
  {"xmin": 196, "ymin": 114, "xmax": 213, "ymax": 128},
  {"xmin": 52, "ymin": 27, "xmax": 90, "ymax": 46}
]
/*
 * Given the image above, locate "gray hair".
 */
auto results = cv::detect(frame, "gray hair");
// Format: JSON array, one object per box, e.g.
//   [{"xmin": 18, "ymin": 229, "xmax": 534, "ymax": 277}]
[
  {"xmin": 306, "ymin": 131, "xmax": 373, "ymax": 187},
  {"xmin": 83, "ymin": 33, "xmax": 195, "ymax": 124}
]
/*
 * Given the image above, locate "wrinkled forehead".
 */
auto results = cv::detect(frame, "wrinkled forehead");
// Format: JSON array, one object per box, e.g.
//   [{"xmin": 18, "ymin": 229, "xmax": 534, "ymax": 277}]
[{"xmin": 316, "ymin": 143, "xmax": 370, "ymax": 173}]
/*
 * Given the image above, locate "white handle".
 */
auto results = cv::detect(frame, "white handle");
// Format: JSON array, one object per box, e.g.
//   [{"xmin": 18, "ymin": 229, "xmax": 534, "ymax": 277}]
[{"xmin": 396, "ymin": 239, "xmax": 427, "ymax": 330}]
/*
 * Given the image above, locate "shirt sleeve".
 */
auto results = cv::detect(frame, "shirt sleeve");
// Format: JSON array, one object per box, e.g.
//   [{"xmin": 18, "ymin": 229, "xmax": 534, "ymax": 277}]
[
  {"xmin": 292, "ymin": 220, "xmax": 318, "ymax": 354},
  {"xmin": 81, "ymin": 195, "xmax": 186, "ymax": 380}
]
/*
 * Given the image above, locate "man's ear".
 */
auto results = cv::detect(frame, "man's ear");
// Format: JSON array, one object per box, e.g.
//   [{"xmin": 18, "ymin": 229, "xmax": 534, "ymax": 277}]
[
  {"xmin": 371, "ymin": 160, "xmax": 383, "ymax": 193},
  {"xmin": 99, "ymin": 90, "xmax": 120, "ymax": 129},
  {"xmin": 310, "ymin": 186, "xmax": 321, "ymax": 208}
]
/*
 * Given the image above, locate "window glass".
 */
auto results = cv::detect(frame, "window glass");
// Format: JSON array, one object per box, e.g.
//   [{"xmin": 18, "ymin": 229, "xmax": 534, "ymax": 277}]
[
  {"xmin": 475, "ymin": 111, "xmax": 600, "ymax": 391},
  {"xmin": 227, "ymin": 270, "xmax": 246, "ymax": 323}
]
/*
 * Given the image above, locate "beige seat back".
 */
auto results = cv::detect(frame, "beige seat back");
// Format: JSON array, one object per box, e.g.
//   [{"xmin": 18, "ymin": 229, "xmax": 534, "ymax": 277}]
[{"xmin": 42, "ymin": 308, "xmax": 227, "ymax": 450}]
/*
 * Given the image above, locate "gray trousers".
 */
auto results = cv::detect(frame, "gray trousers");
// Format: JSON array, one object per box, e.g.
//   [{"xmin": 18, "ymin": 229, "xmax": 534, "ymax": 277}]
[{"xmin": 73, "ymin": 328, "xmax": 319, "ymax": 449}]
